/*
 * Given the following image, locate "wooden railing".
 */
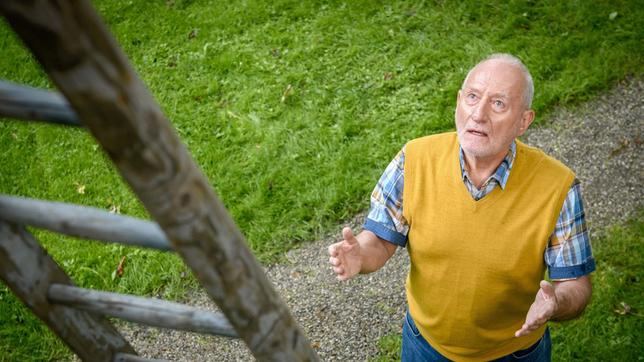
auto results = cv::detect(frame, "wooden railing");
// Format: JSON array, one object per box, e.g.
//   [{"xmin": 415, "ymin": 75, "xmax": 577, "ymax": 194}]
[{"xmin": 0, "ymin": 1, "xmax": 318, "ymax": 361}]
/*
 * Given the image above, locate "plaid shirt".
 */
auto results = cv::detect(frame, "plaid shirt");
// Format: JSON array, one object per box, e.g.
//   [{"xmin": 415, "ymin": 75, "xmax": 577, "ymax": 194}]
[{"xmin": 364, "ymin": 141, "xmax": 595, "ymax": 280}]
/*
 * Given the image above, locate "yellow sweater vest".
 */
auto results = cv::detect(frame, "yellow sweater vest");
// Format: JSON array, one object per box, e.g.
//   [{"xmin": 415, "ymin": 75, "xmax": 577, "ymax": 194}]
[{"xmin": 403, "ymin": 132, "xmax": 574, "ymax": 361}]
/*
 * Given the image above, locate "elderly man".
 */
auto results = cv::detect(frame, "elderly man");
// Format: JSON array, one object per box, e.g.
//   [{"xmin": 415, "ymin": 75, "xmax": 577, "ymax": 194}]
[{"xmin": 328, "ymin": 54, "xmax": 595, "ymax": 361}]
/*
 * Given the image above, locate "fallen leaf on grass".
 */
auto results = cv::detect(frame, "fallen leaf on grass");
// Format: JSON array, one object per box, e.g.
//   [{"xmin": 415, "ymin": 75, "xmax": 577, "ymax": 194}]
[
  {"xmin": 612, "ymin": 301, "xmax": 644, "ymax": 318},
  {"xmin": 226, "ymin": 110, "xmax": 240, "ymax": 119},
  {"xmin": 108, "ymin": 203, "xmax": 121, "ymax": 214},
  {"xmin": 75, "ymin": 182, "xmax": 86, "ymax": 194},
  {"xmin": 281, "ymin": 84, "xmax": 293, "ymax": 103},
  {"xmin": 106, "ymin": 198, "xmax": 121, "ymax": 213},
  {"xmin": 116, "ymin": 256, "xmax": 126, "ymax": 278},
  {"xmin": 614, "ymin": 302, "xmax": 631, "ymax": 315}
]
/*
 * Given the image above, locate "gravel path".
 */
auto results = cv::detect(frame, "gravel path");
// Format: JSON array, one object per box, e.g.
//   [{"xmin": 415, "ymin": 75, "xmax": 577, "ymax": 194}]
[{"xmin": 119, "ymin": 78, "xmax": 643, "ymax": 361}]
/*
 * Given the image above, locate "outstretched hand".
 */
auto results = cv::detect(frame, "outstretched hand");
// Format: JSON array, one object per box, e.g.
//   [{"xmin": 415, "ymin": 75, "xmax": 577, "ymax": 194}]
[
  {"xmin": 328, "ymin": 227, "xmax": 362, "ymax": 281},
  {"xmin": 515, "ymin": 280, "xmax": 559, "ymax": 337}
]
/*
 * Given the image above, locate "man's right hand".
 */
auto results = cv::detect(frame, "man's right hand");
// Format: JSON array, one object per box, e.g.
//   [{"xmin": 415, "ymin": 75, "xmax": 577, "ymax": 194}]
[{"xmin": 328, "ymin": 227, "xmax": 362, "ymax": 281}]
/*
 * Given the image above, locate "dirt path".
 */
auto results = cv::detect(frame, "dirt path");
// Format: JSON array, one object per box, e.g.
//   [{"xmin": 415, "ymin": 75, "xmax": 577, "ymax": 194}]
[{"xmin": 120, "ymin": 77, "xmax": 643, "ymax": 361}]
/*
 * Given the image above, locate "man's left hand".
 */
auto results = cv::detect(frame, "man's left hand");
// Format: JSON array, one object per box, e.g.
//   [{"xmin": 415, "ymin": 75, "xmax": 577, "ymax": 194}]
[{"xmin": 515, "ymin": 280, "xmax": 559, "ymax": 337}]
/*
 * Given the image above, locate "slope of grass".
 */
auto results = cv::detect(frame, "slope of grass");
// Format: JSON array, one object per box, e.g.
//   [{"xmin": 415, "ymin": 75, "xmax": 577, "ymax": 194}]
[{"xmin": 0, "ymin": 0, "xmax": 642, "ymax": 360}]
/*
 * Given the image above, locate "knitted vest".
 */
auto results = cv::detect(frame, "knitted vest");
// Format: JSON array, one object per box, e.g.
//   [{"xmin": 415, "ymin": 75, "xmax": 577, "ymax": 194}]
[{"xmin": 403, "ymin": 132, "xmax": 574, "ymax": 361}]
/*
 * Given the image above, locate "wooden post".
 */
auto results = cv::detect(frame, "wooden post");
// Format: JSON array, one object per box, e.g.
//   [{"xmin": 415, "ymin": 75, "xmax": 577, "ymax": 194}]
[
  {"xmin": 0, "ymin": 2, "xmax": 318, "ymax": 360},
  {"xmin": 0, "ymin": 221, "xmax": 136, "ymax": 361}
]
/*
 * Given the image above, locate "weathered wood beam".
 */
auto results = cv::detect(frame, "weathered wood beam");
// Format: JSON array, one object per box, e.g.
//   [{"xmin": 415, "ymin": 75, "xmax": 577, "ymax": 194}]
[
  {"xmin": 49, "ymin": 284, "xmax": 238, "ymax": 338},
  {"xmin": 0, "ymin": 80, "xmax": 81, "ymax": 126},
  {"xmin": 0, "ymin": 2, "xmax": 317, "ymax": 360},
  {"xmin": 0, "ymin": 195, "xmax": 172, "ymax": 251},
  {"xmin": 114, "ymin": 353, "xmax": 169, "ymax": 362},
  {"xmin": 0, "ymin": 221, "xmax": 136, "ymax": 361}
]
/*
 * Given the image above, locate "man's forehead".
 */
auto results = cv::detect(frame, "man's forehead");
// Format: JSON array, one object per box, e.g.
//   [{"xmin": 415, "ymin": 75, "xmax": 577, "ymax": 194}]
[{"xmin": 464, "ymin": 60, "xmax": 524, "ymax": 96}]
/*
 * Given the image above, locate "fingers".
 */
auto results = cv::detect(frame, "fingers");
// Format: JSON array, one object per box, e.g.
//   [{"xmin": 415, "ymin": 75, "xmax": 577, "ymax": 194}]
[
  {"xmin": 328, "ymin": 242, "xmax": 340, "ymax": 257},
  {"xmin": 515, "ymin": 318, "xmax": 543, "ymax": 337},
  {"xmin": 514, "ymin": 317, "xmax": 547, "ymax": 337},
  {"xmin": 515, "ymin": 281, "xmax": 559, "ymax": 338},
  {"xmin": 328, "ymin": 244, "xmax": 345, "ymax": 278},
  {"xmin": 328, "ymin": 256, "xmax": 348, "ymax": 280},
  {"xmin": 336, "ymin": 273, "xmax": 350, "ymax": 281},
  {"xmin": 332, "ymin": 265, "xmax": 344, "ymax": 276},
  {"xmin": 342, "ymin": 227, "xmax": 358, "ymax": 245},
  {"xmin": 327, "ymin": 228, "xmax": 356, "ymax": 257},
  {"xmin": 539, "ymin": 280, "xmax": 556, "ymax": 300},
  {"xmin": 515, "ymin": 314, "xmax": 547, "ymax": 338},
  {"xmin": 328, "ymin": 238, "xmax": 347, "ymax": 257},
  {"xmin": 327, "ymin": 227, "xmax": 359, "ymax": 281},
  {"xmin": 515, "ymin": 323, "xmax": 536, "ymax": 337},
  {"xmin": 329, "ymin": 253, "xmax": 350, "ymax": 276}
]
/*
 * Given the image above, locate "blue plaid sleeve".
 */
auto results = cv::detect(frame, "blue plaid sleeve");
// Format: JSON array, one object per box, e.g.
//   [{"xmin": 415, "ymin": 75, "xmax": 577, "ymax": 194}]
[
  {"xmin": 363, "ymin": 147, "xmax": 408, "ymax": 247},
  {"xmin": 545, "ymin": 179, "xmax": 596, "ymax": 280}
]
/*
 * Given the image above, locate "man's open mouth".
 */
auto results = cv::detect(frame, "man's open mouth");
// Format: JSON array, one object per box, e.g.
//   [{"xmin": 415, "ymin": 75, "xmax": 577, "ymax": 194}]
[{"xmin": 467, "ymin": 129, "xmax": 488, "ymax": 137}]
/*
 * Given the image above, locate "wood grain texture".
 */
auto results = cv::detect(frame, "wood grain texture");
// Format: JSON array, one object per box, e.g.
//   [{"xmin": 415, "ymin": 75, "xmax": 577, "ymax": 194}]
[
  {"xmin": 0, "ymin": 221, "xmax": 136, "ymax": 361},
  {"xmin": 49, "ymin": 284, "xmax": 238, "ymax": 337},
  {"xmin": 114, "ymin": 353, "xmax": 168, "ymax": 362},
  {"xmin": 0, "ymin": 80, "xmax": 81, "ymax": 126},
  {"xmin": 0, "ymin": 195, "xmax": 172, "ymax": 251},
  {"xmin": 0, "ymin": 1, "xmax": 317, "ymax": 360}
]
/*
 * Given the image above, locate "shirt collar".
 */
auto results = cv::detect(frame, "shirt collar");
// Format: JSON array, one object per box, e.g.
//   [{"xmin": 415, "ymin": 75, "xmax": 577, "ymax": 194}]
[{"xmin": 459, "ymin": 140, "xmax": 516, "ymax": 190}]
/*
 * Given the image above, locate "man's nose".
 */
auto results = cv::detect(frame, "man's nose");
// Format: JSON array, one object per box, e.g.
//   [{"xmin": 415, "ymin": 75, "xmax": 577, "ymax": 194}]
[{"xmin": 470, "ymin": 101, "xmax": 489, "ymax": 123}]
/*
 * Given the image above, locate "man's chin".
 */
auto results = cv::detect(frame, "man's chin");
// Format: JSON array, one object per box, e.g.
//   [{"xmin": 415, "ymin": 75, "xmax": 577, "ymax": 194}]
[
  {"xmin": 461, "ymin": 142, "xmax": 489, "ymax": 156},
  {"xmin": 461, "ymin": 144, "xmax": 499, "ymax": 160}
]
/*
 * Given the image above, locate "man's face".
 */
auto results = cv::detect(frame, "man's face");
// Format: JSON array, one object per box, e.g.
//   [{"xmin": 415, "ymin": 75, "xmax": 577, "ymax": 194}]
[{"xmin": 455, "ymin": 59, "xmax": 534, "ymax": 163}]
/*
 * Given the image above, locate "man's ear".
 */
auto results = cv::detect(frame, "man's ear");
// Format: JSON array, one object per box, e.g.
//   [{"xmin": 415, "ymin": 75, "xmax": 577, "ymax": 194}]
[{"xmin": 517, "ymin": 109, "xmax": 535, "ymax": 136}]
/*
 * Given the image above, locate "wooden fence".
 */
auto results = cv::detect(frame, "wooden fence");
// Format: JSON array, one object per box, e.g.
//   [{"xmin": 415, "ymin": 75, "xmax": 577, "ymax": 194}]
[{"xmin": 0, "ymin": 1, "xmax": 318, "ymax": 361}]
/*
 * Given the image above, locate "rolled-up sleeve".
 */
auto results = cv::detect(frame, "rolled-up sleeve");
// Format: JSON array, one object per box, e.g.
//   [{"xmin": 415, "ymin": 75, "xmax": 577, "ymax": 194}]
[
  {"xmin": 545, "ymin": 179, "xmax": 596, "ymax": 280},
  {"xmin": 364, "ymin": 147, "xmax": 409, "ymax": 247}
]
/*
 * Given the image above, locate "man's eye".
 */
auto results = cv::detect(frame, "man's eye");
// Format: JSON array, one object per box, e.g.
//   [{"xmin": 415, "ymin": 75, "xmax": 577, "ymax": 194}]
[
  {"xmin": 467, "ymin": 93, "xmax": 477, "ymax": 100},
  {"xmin": 493, "ymin": 100, "xmax": 505, "ymax": 108}
]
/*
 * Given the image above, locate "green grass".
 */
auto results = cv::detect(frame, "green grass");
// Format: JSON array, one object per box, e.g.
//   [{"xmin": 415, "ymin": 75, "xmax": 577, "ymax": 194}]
[
  {"xmin": 549, "ymin": 215, "xmax": 644, "ymax": 361},
  {"xmin": 0, "ymin": 0, "xmax": 642, "ymax": 360},
  {"xmin": 0, "ymin": 292, "xmax": 68, "ymax": 361},
  {"xmin": 372, "ymin": 213, "xmax": 644, "ymax": 361}
]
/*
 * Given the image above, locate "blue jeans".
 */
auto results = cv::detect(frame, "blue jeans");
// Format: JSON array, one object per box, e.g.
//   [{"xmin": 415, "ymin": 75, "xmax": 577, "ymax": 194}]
[{"xmin": 402, "ymin": 311, "xmax": 551, "ymax": 362}]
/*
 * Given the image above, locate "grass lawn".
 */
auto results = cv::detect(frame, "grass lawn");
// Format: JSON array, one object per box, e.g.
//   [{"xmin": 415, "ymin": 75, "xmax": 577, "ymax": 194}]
[
  {"xmin": 0, "ymin": 0, "xmax": 642, "ymax": 360},
  {"xmin": 373, "ymin": 213, "xmax": 644, "ymax": 361}
]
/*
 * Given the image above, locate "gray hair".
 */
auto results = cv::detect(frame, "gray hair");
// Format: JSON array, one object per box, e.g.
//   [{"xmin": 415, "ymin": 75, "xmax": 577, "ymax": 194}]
[{"xmin": 462, "ymin": 53, "xmax": 534, "ymax": 109}]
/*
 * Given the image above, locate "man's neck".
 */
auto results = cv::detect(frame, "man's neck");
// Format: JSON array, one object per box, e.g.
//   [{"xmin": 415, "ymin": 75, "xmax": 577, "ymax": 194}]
[{"xmin": 462, "ymin": 150, "xmax": 508, "ymax": 189}]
